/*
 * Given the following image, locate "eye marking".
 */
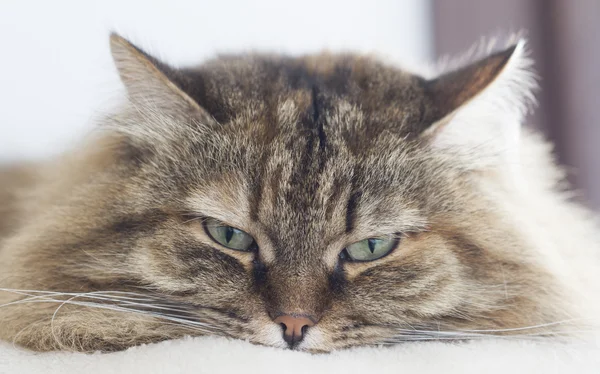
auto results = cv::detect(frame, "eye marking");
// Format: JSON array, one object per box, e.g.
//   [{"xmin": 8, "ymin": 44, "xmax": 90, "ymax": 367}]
[
  {"xmin": 203, "ymin": 217, "xmax": 257, "ymax": 252},
  {"xmin": 339, "ymin": 234, "xmax": 399, "ymax": 262}
]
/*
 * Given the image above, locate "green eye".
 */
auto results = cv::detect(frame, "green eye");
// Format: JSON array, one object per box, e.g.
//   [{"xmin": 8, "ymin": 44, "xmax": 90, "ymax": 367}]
[
  {"xmin": 342, "ymin": 236, "xmax": 398, "ymax": 262},
  {"xmin": 204, "ymin": 218, "xmax": 256, "ymax": 251}
]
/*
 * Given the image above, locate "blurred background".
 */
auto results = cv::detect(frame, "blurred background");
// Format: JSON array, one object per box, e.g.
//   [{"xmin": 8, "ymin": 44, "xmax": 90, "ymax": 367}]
[{"xmin": 0, "ymin": 0, "xmax": 598, "ymax": 209}]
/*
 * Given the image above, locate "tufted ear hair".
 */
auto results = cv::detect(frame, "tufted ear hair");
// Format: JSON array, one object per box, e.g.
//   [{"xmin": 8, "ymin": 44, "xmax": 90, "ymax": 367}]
[
  {"xmin": 108, "ymin": 33, "xmax": 216, "ymax": 147},
  {"xmin": 109, "ymin": 33, "xmax": 211, "ymax": 118},
  {"xmin": 420, "ymin": 40, "xmax": 537, "ymax": 169}
]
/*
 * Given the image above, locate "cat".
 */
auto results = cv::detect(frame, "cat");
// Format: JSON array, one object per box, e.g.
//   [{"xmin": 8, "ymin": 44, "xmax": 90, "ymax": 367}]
[{"xmin": 0, "ymin": 33, "xmax": 598, "ymax": 353}]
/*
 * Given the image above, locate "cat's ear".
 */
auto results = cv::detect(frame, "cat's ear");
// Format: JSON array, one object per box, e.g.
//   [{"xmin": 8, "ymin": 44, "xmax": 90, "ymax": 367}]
[
  {"xmin": 420, "ymin": 40, "xmax": 536, "ymax": 169},
  {"xmin": 109, "ymin": 33, "xmax": 205, "ymax": 116}
]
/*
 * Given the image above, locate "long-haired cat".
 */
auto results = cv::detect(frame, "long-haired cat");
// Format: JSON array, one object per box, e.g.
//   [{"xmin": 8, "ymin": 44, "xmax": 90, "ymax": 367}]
[{"xmin": 0, "ymin": 34, "xmax": 598, "ymax": 353}]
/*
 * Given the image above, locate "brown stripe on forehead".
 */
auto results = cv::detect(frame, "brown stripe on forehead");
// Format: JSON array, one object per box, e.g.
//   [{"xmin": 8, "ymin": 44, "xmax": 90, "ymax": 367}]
[
  {"xmin": 345, "ymin": 190, "xmax": 362, "ymax": 233},
  {"xmin": 248, "ymin": 151, "xmax": 270, "ymax": 222},
  {"xmin": 248, "ymin": 95, "xmax": 308, "ymax": 222},
  {"xmin": 283, "ymin": 85, "xmax": 331, "ymax": 212},
  {"xmin": 345, "ymin": 171, "xmax": 362, "ymax": 233},
  {"xmin": 247, "ymin": 177, "xmax": 262, "ymax": 222},
  {"xmin": 311, "ymin": 85, "xmax": 328, "ymax": 173}
]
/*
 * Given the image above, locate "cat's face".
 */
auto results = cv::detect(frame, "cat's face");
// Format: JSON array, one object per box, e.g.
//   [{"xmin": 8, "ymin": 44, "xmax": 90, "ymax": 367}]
[
  {"xmin": 21, "ymin": 35, "xmax": 565, "ymax": 352},
  {"xmin": 113, "ymin": 98, "xmax": 476, "ymax": 350}
]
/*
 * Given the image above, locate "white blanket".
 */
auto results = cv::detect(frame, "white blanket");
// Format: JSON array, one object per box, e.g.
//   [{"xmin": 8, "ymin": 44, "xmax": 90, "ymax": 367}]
[{"xmin": 2, "ymin": 335, "xmax": 599, "ymax": 374}]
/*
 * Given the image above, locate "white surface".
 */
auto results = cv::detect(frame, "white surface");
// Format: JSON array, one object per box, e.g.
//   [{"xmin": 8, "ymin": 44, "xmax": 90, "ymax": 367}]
[
  {"xmin": 1, "ymin": 335, "xmax": 600, "ymax": 374},
  {"xmin": 0, "ymin": 0, "xmax": 433, "ymax": 161}
]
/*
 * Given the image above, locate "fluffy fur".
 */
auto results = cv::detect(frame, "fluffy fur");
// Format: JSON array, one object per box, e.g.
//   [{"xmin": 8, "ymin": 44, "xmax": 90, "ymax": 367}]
[{"xmin": 0, "ymin": 34, "xmax": 598, "ymax": 353}]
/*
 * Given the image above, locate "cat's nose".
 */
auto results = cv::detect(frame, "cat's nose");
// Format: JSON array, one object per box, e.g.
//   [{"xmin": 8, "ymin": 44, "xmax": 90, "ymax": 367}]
[{"xmin": 273, "ymin": 314, "xmax": 316, "ymax": 347}]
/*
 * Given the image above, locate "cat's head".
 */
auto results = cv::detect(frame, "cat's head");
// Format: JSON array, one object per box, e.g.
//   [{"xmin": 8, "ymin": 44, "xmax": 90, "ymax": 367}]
[{"xmin": 47, "ymin": 34, "xmax": 569, "ymax": 351}]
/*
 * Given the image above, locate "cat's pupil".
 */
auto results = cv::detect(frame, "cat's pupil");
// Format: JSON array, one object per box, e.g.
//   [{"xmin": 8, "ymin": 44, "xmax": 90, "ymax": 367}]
[
  {"xmin": 368, "ymin": 239, "xmax": 376, "ymax": 253},
  {"xmin": 225, "ymin": 227, "xmax": 234, "ymax": 243}
]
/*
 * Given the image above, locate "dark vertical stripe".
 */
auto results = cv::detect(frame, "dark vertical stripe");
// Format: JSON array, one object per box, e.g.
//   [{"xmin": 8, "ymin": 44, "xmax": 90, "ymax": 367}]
[
  {"xmin": 345, "ymin": 190, "xmax": 362, "ymax": 233},
  {"xmin": 248, "ymin": 153, "xmax": 269, "ymax": 221},
  {"xmin": 312, "ymin": 85, "xmax": 328, "ymax": 173},
  {"xmin": 311, "ymin": 85, "xmax": 321, "ymax": 124}
]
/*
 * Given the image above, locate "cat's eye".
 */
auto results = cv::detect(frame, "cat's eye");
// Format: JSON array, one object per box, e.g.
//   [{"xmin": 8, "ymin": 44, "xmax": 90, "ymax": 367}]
[
  {"xmin": 203, "ymin": 218, "xmax": 256, "ymax": 252},
  {"xmin": 341, "ymin": 235, "xmax": 398, "ymax": 262}
]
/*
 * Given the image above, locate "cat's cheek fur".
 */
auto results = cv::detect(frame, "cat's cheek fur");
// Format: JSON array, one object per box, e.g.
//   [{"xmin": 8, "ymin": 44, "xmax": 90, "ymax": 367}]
[{"xmin": 344, "ymin": 236, "xmax": 464, "ymax": 319}]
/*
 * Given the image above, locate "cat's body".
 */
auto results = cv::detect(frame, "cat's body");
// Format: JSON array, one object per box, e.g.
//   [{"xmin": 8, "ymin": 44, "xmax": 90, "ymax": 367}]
[{"xmin": 0, "ymin": 35, "xmax": 598, "ymax": 353}]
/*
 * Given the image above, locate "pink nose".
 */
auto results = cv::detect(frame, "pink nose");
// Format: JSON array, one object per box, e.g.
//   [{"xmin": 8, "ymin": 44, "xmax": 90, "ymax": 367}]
[{"xmin": 273, "ymin": 314, "xmax": 316, "ymax": 347}]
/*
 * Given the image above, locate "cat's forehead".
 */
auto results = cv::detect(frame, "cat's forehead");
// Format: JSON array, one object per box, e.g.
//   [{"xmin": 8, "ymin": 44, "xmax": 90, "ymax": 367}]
[
  {"xmin": 175, "ymin": 54, "xmax": 454, "ymax": 251},
  {"xmin": 182, "ymin": 53, "xmax": 429, "ymax": 142},
  {"xmin": 185, "ymin": 115, "xmax": 441, "ymax": 249}
]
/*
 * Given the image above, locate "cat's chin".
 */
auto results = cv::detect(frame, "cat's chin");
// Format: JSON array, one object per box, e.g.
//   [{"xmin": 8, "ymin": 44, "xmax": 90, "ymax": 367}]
[{"xmin": 278, "ymin": 324, "xmax": 393, "ymax": 352}]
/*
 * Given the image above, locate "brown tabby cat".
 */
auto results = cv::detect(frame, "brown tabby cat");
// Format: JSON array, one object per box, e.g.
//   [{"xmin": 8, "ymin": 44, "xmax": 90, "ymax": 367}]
[{"xmin": 0, "ymin": 34, "xmax": 597, "ymax": 353}]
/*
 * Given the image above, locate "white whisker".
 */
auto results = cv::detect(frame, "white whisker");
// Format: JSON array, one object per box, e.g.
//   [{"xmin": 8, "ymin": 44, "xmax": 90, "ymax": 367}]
[
  {"xmin": 386, "ymin": 317, "xmax": 599, "ymax": 343},
  {"xmin": 0, "ymin": 288, "xmax": 224, "ymax": 336}
]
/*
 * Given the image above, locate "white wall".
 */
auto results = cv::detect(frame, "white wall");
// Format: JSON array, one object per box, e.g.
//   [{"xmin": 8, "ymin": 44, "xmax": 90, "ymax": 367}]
[{"xmin": 0, "ymin": 0, "xmax": 433, "ymax": 161}]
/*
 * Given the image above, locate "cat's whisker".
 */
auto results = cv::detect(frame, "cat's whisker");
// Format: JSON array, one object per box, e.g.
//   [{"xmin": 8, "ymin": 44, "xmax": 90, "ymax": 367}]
[
  {"xmin": 456, "ymin": 318, "xmax": 594, "ymax": 333},
  {"xmin": 392, "ymin": 317, "xmax": 597, "ymax": 336},
  {"xmin": 49, "ymin": 297, "xmax": 222, "ymax": 332},
  {"xmin": 384, "ymin": 327, "xmax": 600, "ymax": 344},
  {"xmin": 0, "ymin": 294, "xmax": 58, "ymax": 308},
  {"xmin": 17, "ymin": 295, "xmax": 198, "ymax": 319},
  {"xmin": 0, "ymin": 288, "xmax": 190, "ymax": 309},
  {"xmin": 7, "ymin": 298, "xmax": 197, "ymax": 324},
  {"xmin": 65, "ymin": 291, "xmax": 197, "ymax": 312},
  {"xmin": 50, "ymin": 293, "xmax": 85, "ymax": 350},
  {"xmin": 385, "ymin": 318, "xmax": 600, "ymax": 343},
  {"xmin": 1, "ymin": 288, "xmax": 224, "ymax": 336},
  {"xmin": 0, "ymin": 289, "xmax": 162, "ymax": 309},
  {"xmin": 0, "ymin": 288, "xmax": 156, "ymax": 299}
]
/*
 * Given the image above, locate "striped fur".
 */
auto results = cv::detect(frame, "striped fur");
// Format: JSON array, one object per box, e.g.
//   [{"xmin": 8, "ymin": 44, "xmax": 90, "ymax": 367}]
[{"xmin": 0, "ymin": 34, "xmax": 597, "ymax": 352}]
